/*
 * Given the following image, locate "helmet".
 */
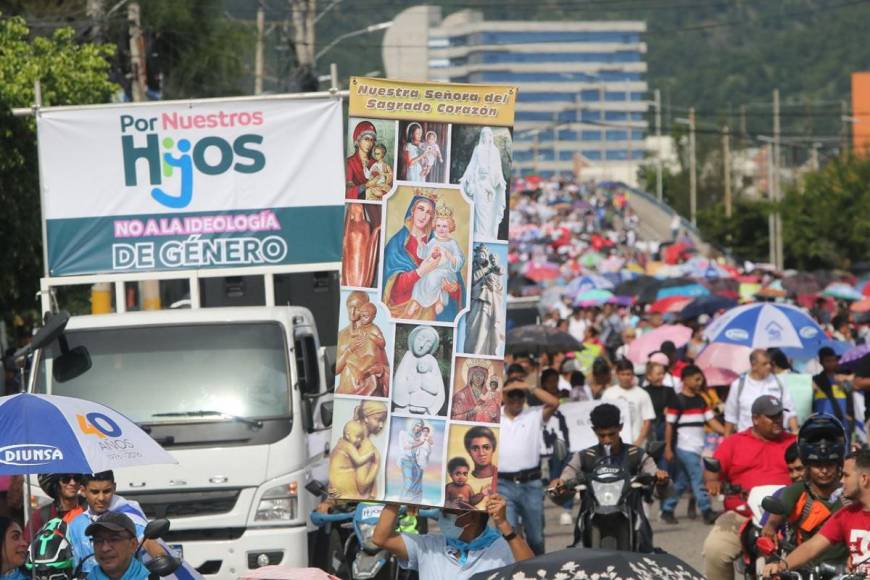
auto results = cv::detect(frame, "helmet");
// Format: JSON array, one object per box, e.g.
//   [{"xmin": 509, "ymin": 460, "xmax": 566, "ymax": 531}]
[
  {"xmin": 37, "ymin": 474, "xmax": 60, "ymax": 500},
  {"xmin": 797, "ymin": 414, "xmax": 847, "ymax": 465},
  {"xmin": 26, "ymin": 518, "xmax": 74, "ymax": 580}
]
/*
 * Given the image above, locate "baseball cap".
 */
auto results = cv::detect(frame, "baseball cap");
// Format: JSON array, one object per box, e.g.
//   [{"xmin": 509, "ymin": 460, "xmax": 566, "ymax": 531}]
[
  {"xmin": 85, "ymin": 512, "xmax": 137, "ymax": 538},
  {"xmin": 751, "ymin": 395, "xmax": 785, "ymax": 417}
]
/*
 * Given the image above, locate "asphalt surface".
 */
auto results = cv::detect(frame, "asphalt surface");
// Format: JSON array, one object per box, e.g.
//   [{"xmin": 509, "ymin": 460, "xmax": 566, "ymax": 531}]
[{"xmin": 542, "ymin": 492, "xmax": 718, "ymax": 574}]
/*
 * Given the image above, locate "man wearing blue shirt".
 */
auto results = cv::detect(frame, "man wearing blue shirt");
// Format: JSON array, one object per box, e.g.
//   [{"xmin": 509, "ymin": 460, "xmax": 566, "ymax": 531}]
[{"xmin": 85, "ymin": 512, "xmax": 149, "ymax": 580}]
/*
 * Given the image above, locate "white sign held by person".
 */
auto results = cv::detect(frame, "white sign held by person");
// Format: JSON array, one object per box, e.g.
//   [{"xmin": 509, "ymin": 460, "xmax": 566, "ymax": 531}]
[{"xmin": 560, "ymin": 400, "xmax": 634, "ymax": 452}]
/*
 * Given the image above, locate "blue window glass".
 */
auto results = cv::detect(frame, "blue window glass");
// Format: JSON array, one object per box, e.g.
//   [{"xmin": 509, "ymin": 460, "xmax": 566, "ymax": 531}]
[
  {"xmin": 558, "ymin": 129, "xmax": 578, "ymax": 140},
  {"xmin": 581, "ymin": 111, "xmax": 601, "ymax": 121},
  {"xmin": 630, "ymin": 92, "xmax": 645, "ymax": 101},
  {"xmin": 514, "ymin": 132, "xmax": 534, "ymax": 142},
  {"xmin": 606, "ymin": 130, "xmax": 628, "ymax": 141},
  {"xmin": 607, "ymin": 150, "xmax": 628, "ymax": 160},
  {"xmin": 631, "ymin": 130, "xmax": 646, "ymax": 140},
  {"xmin": 581, "ymin": 131, "xmax": 602, "ymax": 140},
  {"xmin": 605, "ymin": 111, "xmax": 628, "ymax": 121},
  {"xmin": 476, "ymin": 51, "xmax": 642, "ymax": 64},
  {"xmin": 605, "ymin": 92, "xmax": 627, "ymax": 102},
  {"xmin": 580, "ymin": 90, "xmax": 600, "ymax": 102},
  {"xmin": 513, "ymin": 150, "xmax": 534, "ymax": 162},
  {"xmin": 520, "ymin": 93, "xmax": 578, "ymax": 103},
  {"xmin": 476, "ymin": 71, "xmax": 609, "ymax": 82},
  {"xmin": 538, "ymin": 149, "xmax": 555, "ymax": 161},
  {"xmin": 630, "ymin": 112, "xmax": 646, "ymax": 121},
  {"xmin": 515, "ymin": 111, "xmax": 554, "ymax": 122},
  {"xmin": 582, "ymin": 150, "xmax": 602, "ymax": 161},
  {"xmin": 476, "ymin": 31, "xmax": 641, "ymax": 44},
  {"xmin": 559, "ymin": 151, "xmax": 575, "ymax": 161},
  {"xmin": 539, "ymin": 170, "xmax": 556, "ymax": 178},
  {"xmin": 631, "ymin": 150, "xmax": 646, "ymax": 160}
]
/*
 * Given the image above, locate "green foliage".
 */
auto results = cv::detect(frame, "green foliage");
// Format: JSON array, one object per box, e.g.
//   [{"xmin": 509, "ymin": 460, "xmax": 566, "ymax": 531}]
[
  {"xmin": 139, "ymin": 0, "xmax": 254, "ymax": 99},
  {"xmin": 781, "ymin": 154, "xmax": 870, "ymax": 270},
  {"xmin": 697, "ymin": 199, "xmax": 771, "ymax": 264},
  {"xmin": 0, "ymin": 15, "xmax": 116, "ymax": 320}
]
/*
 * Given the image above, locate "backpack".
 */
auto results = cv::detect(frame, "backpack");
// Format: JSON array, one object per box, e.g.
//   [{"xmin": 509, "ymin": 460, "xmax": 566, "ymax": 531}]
[{"xmin": 735, "ymin": 373, "xmax": 784, "ymax": 422}]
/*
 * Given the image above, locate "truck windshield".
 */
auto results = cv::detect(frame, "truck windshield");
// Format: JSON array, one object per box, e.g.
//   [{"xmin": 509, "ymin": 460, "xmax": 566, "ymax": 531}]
[{"xmin": 34, "ymin": 322, "xmax": 291, "ymax": 424}]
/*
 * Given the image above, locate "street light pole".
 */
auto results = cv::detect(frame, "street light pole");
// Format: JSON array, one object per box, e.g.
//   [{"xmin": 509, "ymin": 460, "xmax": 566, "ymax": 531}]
[
  {"xmin": 655, "ymin": 88, "xmax": 663, "ymax": 203},
  {"xmin": 315, "ymin": 21, "xmax": 392, "ymax": 64}
]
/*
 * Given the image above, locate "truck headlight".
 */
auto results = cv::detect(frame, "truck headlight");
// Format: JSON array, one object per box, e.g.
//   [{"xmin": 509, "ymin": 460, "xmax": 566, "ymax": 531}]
[{"xmin": 255, "ymin": 481, "xmax": 298, "ymax": 521}]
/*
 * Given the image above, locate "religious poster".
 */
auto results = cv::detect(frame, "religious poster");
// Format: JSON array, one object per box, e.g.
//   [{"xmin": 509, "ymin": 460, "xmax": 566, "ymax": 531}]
[{"xmin": 329, "ymin": 77, "xmax": 516, "ymax": 508}]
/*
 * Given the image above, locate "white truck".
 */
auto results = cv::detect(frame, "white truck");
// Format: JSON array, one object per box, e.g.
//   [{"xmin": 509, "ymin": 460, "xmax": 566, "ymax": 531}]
[{"xmin": 30, "ymin": 270, "xmax": 337, "ymax": 578}]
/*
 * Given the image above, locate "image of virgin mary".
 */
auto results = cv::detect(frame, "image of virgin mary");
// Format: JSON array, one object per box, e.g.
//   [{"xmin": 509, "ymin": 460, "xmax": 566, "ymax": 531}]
[{"xmin": 382, "ymin": 192, "xmax": 464, "ymax": 322}]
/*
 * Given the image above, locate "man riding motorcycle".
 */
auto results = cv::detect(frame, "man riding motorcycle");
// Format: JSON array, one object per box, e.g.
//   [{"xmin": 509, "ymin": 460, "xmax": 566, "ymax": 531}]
[
  {"xmin": 760, "ymin": 414, "xmax": 848, "ymax": 568},
  {"xmin": 548, "ymin": 403, "xmax": 669, "ymax": 552},
  {"xmin": 702, "ymin": 395, "xmax": 796, "ymax": 580}
]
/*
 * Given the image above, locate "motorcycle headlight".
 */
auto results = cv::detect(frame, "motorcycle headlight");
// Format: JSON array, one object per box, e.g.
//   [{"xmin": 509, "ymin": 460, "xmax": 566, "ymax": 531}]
[
  {"xmin": 591, "ymin": 480, "xmax": 625, "ymax": 507},
  {"xmin": 255, "ymin": 481, "xmax": 298, "ymax": 521}
]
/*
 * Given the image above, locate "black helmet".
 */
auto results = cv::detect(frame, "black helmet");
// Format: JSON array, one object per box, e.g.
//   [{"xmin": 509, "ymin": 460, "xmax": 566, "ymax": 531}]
[
  {"xmin": 26, "ymin": 518, "xmax": 74, "ymax": 580},
  {"xmin": 798, "ymin": 413, "xmax": 846, "ymax": 465},
  {"xmin": 37, "ymin": 474, "xmax": 60, "ymax": 500}
]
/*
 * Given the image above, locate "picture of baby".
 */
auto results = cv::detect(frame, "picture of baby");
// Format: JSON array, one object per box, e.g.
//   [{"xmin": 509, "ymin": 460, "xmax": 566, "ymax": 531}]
[
  {"xmin": 365, "ymin": 142, "xmax": 393, "ymax": 200},
  {"xmin": 385, "ymin": 416, "xmax": 446, "ymax": 506},
  {"xmin": 474, "ymin": 378, "xmax": 501, "ymax": 423},
  {"xmin": 444, "ymin": 456, "xmax": 486, "ymax": 509},
  {"xmin": 420, "ymin": 131, "xmax": 444, "ymax": 180},
  {"xmin": 416, "ymin": 425, "xmax": 434, "ymax": 467},
  {"xmin": 328, "ymin": 421, "xmax": 377, "ymax": 499},
  {"xmin": 407, "ymin": 201, "xmax": 464, "ymax": 317}
]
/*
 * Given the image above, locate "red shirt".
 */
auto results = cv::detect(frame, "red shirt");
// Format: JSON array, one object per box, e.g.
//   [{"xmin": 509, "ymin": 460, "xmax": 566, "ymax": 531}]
[
  {"xmin": 819, "ymin": 503, "xmax": 870, "ymax": 572},
  {"xmin": 714, "ymin": 428, "xmax": 795, "ymax": 510}
]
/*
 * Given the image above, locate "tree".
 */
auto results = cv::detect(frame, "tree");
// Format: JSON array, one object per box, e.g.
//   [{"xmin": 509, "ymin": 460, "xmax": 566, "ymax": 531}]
[
  {"xmin": 781, "ymin": 154, "xmax": 870, "ymax": 270},
  {"xmin": 0, "ymin": 15, "xmax": 116, "ymax": 325}
]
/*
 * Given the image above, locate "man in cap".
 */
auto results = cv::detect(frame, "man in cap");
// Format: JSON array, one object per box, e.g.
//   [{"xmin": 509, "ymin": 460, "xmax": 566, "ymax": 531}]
[
  {"xmin": 702, "ymin": 395, "xmax": 796, "ymax": 580},
  {"xmin": 85, "ymin": 512, "xmax": 148, "ymax": 580}
]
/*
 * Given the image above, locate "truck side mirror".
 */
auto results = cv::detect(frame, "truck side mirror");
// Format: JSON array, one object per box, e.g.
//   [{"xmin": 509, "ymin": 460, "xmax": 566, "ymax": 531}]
[{"xmin": 320, "ymin": 400, "xmax": 333, "ymax": 428}]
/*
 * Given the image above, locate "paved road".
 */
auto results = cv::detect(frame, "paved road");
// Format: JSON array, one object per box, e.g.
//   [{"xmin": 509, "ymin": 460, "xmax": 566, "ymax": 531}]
[{"xmin": 542, "ymin": 494, "xmax": 719, "ymax": 574}]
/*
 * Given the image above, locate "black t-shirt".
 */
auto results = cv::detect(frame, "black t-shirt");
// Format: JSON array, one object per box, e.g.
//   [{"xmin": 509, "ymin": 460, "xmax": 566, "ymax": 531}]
[{"xmin": 644, "ymin": 383, "xmax": 679, "ymax": 422}]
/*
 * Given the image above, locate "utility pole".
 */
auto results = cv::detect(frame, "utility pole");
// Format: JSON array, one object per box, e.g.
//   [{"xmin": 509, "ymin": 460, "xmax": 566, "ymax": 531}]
[
  {"xmin": 766, "ymin": 144, "xmax": 775, "ymax": 266},
  {"xmin": 654, "ymin": 88, "xmax": 663, "ymax": 202},
  {"xmin": 290, "ymin": 0, "xmax": 317, "ymax": 92},
  {"xmin": 811, "ymin": 142, "xmax": 820, "ymax": 171},
  {"xmin": 128, "ymin": 2, "xmax": 147, "ymax": 103},
  {"xmin": 773, "ymin": 89, "xmax": 783, "ymax": 270},
  {"xmin": 86, "ymin": 0, "xmax": 103, "ymax": 42},
  {"xmin": 255, "ymin": 5, "xmax": 265, "ymax": 95},
  {"xmin": 723, "ymin": 125, "xmax": 732, "ymax": 218},
  {"xmin": 688, "ymin": 107, "xmax": 697, "ymax": 226},
  {"xmin": 841, "ymin": 100, "xmax": 850, "ymax": 155},
  {"xmin": 532, "ymin": 132, "xmax": 540, "ymax": 175},
  {"xmin": 740, "ymin": 105, "xmax": 747, "ymax": 147}
]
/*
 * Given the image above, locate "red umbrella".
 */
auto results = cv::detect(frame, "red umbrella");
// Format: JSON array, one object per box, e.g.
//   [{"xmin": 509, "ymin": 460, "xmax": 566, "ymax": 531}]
[
  {"xmin": 522, "ymin": 263, "xmax": 561, "ymax": 282},
  {"xmin": 649, "ymin": 296, "xmax": 692, "ymax": 314}
]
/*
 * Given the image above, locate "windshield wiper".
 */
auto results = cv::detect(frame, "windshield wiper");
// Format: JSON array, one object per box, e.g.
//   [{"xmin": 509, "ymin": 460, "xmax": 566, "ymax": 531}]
[{"xmin": 150, "ymin": 410, "xmax": 263, "ymax": 429}]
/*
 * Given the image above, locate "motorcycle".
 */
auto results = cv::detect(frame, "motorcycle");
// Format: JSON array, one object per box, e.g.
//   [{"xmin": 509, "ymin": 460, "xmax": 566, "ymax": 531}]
[
  {"xmin": 550, "ymin": 459, "xmax": 657, "ymax": 552},
  {"xmin": 307, "ymin": 482, "xmax": 438, "ymax": 580}
]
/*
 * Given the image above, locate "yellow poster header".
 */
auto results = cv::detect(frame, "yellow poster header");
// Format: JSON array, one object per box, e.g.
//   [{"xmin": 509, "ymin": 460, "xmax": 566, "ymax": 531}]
[{"xmin": 348, "ymin": 77, "xmax": 517, "ymax": 126}]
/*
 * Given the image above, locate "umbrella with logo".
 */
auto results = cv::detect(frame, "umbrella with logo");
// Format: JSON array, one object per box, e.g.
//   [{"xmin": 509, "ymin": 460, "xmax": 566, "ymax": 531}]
[
  {"xmin": 702, "ymin": 303, "xmax": 826, "ymax": 350},
  {"xmin": 471, "ymin": 547, "xmax": 704, "ymax": 580},
  {"xmin": 0, "ymin": 393, "xmax": 176, "ymax": 475}
]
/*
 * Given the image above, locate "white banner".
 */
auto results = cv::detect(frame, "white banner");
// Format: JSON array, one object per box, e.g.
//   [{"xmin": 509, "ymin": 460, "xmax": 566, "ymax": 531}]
[
  {"xmin": 36, "ymin": 96, "xmax": 345, "ymax": 276},
  {"xmin": 560, "ymin": 400, "xmax": 634, "ymax": 452}
]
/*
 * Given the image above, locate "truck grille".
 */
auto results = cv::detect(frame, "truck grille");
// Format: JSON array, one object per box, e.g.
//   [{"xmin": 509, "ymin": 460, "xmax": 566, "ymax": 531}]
[{"xmin": 126, "ymin": 489, "xmax": 242, "ymax": 519}]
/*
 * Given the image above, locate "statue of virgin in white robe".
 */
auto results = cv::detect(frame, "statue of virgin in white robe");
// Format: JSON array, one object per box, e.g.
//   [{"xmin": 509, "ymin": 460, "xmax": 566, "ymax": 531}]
[{"xmin": 459, "ymin": 127, "xmax": 506, "ymax": 240}]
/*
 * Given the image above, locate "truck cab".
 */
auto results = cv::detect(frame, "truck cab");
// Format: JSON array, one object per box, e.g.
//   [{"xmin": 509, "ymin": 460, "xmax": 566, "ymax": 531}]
[{"xmin": 30, "ymin": 306, "xmax": 332, "ymax": 578}]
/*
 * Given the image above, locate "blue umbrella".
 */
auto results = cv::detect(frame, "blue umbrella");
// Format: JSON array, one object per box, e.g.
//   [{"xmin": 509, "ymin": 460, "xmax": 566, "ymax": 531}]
[
  {"xmin": 566, "ymin": 274, "xmax": 614, "ymax": 297},
  {"xmin": 781, "ymin": 339, "xmax": 850, "ymax": 362},
  {"xmin": 680, "ymin": 295, "xmax": 737, "ymax": 320},
  {"xmin": 703, "ymin": 303, "xmax": 826, "ymax": 350},
  {"xmin": 0, "ymin": 393, "xmax": 176, "ymax": 475},
  {"xmin": 656, "ymin": 283, "xmax": 709, "ymax": 300}
]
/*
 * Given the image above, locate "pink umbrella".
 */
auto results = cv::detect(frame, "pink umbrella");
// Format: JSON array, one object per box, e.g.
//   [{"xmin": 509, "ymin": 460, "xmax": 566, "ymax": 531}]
[
  {"xmin": 627, "ymin": 325, "xmax": 693, "ymax": 365},
  {"xmin": 240, "ymin": 568, "xmax": 339, "ymax": 580},
  {"xmin": 703, "ymin": 366, "xmax": 739, "ymax": 387},
  {"xmin": 695, "ymin": 343, "xmax": 752, "ymax": 375}
]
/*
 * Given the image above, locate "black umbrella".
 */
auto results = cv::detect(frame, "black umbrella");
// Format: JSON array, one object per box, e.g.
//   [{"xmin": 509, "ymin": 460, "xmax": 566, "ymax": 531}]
[
  {"xmin": 782, "ymin": 272, "xmax": 822, "ymax": 295},
  {"xmin": 506, "ymin": 325, "xmax": 582, "ymax": 355},
  {"xmin": 471, "ymin": 547, "xmax": 704, "ymax": 580},
  {"xmin": 614, "ymin": 275, "xmax": 658, "ymax": 298},
  {"xmin": 680, "ymin": 294, "xmax": 737, "ymax": 320},
  {"xmin": 636, "ymin": 277, "xmax": 698, "ymax": 304}
]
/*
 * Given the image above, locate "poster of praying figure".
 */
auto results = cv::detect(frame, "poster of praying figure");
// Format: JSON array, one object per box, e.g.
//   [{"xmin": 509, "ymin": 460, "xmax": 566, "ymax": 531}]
[{"xmin": 333, "ymin": 76, "xmax": 515, "ymax": 508}]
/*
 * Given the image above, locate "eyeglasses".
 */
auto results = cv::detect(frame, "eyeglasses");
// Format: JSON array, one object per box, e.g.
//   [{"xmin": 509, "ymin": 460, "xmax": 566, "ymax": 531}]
[
  {"xmin": 92, "ymin": 535, "xmax": 132, "ymax": 547},
  {"xmin": 59, "ymin": 475, "xmax": 81, "ymax": 483}
]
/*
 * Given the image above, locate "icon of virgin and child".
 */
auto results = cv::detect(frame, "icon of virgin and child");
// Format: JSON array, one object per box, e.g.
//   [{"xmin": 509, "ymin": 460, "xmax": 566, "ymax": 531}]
[
  {"xmin": 335, "ymin": 291, "xmax": 390, "ymax": 398},
  {"xmin": 382, "ymin": 189, "xmax": 468, "ymax": 323},
  {"xmin": 346, "ymin": 120, "xmax": 393, "ymax": 200},
  {"xmin": 328, "ymin": 400, "xmax": 388, "ymax": 500}
]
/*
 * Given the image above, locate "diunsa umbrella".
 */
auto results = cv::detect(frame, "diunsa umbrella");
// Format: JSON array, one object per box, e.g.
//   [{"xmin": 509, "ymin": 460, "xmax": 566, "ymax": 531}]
[
  {"xmin": 471, "ymin": 547, "xmax": 704, "ymax": 580},
  {"xmin": 0, "ymin": 393, "xmax": 177, "ymax": 475}
]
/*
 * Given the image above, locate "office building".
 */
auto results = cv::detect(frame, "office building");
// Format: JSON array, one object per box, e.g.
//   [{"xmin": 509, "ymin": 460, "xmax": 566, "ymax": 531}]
[{"xmin": 383, "ymin": 7, "xmax": 649, "ymax": 184}]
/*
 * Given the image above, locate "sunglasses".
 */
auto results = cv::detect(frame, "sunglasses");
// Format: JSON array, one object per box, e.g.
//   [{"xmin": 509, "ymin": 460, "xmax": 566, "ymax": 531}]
[{"xmin": 59, "ymin": 475, "xmax": 82, "ymax": 483}]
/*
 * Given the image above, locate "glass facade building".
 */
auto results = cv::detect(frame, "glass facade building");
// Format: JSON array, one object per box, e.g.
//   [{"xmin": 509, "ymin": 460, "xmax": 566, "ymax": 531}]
[{"xmin": 422, "ymin": 12, "xmax": 649, "ymax": 180}]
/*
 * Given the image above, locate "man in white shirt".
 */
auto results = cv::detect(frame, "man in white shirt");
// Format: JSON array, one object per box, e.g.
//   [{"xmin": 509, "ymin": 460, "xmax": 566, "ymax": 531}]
[
  {"xmin": 372, "ymin": 495, "xmax": 533, "ymax": 580},
  {"xmin": 602, "ymin": 358, "xmax": 657, "ymax": 446},
  {"xmin": 568, "ymin": 308, "xmax": 588, "ymax": 343},
  {"xmin": 723, "ymin": 349, "xmax": 799, "ymax": 435},
  {"xmin": 497, "ymin": 377, "xmax": 560, "ymax": 555}
]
